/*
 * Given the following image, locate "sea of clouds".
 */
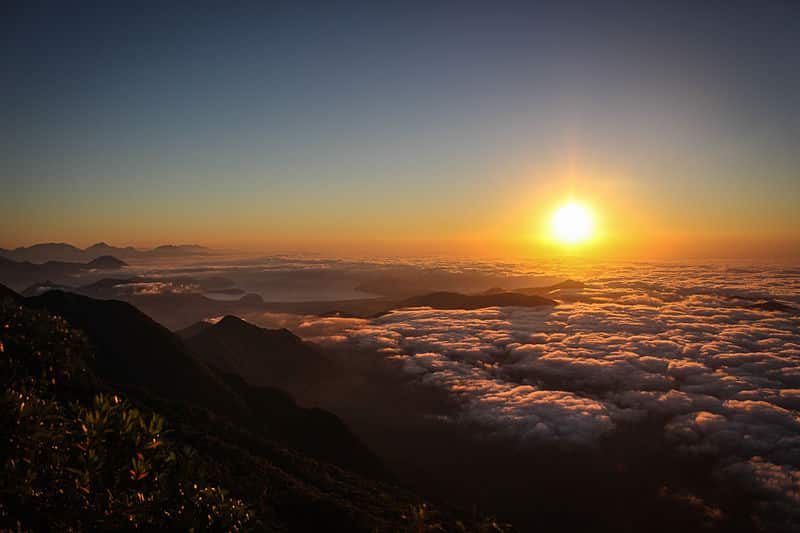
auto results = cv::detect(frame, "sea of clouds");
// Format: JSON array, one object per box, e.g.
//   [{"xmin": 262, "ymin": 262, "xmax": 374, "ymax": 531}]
[{"xmin": 244, "ymin": 262, "xmax": 800, "ymax": 527}]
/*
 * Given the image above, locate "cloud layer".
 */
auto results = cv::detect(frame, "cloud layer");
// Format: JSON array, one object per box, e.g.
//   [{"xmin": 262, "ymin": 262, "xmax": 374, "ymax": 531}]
[{"xmin": 255, "ymin": 264, "xmax": 800, "ymax": 527}]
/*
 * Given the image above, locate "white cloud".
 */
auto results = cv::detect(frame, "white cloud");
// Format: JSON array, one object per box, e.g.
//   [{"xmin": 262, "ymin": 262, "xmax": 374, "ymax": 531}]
[
  {"xmin": 235, "ymin": 262, "xmax": 799, "ymax": 526},
  {"xmin": 278, "ymin": 264, "xmax": 799, "ymax": 526}
]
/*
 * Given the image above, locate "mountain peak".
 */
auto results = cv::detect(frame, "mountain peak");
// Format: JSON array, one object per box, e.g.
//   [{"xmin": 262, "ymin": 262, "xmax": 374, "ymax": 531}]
[
  {"xmin": 217, "ymin": 314, "xmax": 252, "ymax": 328},
  {"xmin": 0, "ymin": 283, "xmax": 22, "ymax": 303},
  {"xmin": 87, "ymin": 255, "xmax": 127, "ymax": 269}
]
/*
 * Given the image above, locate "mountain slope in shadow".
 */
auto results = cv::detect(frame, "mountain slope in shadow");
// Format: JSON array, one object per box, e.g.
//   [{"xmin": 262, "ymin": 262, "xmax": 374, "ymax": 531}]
[
  {"xmin": 21, "ymin": 288, "xmax": 386, "ymax": 479},
  {"xmin": 2, "ymin": 284, "xmax": 468, "ymax": 531},
  {"xmin": 215, "ymin": 370, "xmax": 390, "ymax": 479},
  {"xmin": 176, "ymin": 319, "xmax": 214, "ymax": 339},
  {"xmin": 24, "ymin": 289, "xmax": 243, "ymax": 417},
  {"xmin": 184, "ymin": 315, "xmax": 335, "ymax": 394}
]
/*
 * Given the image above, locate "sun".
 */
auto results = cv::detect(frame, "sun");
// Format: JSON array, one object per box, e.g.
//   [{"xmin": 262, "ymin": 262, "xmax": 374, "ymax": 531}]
[{"xmin": 550, "ymin": 202, "xmax": 594, "ymax": 244}]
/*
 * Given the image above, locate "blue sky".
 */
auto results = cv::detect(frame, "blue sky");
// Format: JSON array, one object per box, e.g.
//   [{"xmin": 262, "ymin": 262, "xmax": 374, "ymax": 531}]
[{"xmin": 2, "ymin": 1, "xmax": 798, "ymax": 258}]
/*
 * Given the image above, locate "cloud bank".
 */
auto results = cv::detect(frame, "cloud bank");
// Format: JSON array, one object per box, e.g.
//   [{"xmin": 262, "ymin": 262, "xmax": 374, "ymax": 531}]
[{"xmin": 251, "ymin": 264, "xmax": 799, "ymax": 528}]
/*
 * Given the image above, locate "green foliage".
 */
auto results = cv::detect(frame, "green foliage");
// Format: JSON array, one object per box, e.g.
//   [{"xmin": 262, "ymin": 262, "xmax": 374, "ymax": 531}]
[
  {"xmin": 403, "ymin": 503, "xmax": 512, "ymax": 533},
  {"xmin": 405, "ymin": 503, "xmax": 444, "ymax": 532},
  {"xmin": 0, "ymin": 302, "xmax": 252, "ymax": 531}
]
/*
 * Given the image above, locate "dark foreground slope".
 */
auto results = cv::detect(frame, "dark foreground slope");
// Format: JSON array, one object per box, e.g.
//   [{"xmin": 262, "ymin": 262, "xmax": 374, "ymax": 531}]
[
  {"xmin": 0, "ymin": 286, "xmax": 492, "ymax": 531},
  {"xmin": 23, "ymin": 290, "xmax": 386, "ymax": 479},
  {"xmin": 184, "ymin": 315, "xmax": 334, "ymax": 392},
  {"xmin": 25, "ymin": 290, "xmax": 244, "ymax": 417}
]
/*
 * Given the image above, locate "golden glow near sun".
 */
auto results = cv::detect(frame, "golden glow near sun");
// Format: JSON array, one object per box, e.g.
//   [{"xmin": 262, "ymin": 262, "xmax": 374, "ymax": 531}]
[{"xmin": 550, "ymin": 202, "xmax": 594, "ymax": 244}]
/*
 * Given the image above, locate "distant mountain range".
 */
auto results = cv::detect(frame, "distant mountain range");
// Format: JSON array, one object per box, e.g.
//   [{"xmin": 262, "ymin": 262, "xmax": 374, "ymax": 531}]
[
  {"xmin": 0, "ymin": 242, "xmax": 211, "ymax": 263},
  {"xmin": 20, "ymin": 288, "xmax": 388, "ymax": 478},
  {"xmin": 0, "ymin": 255, "xmax": 127, "ymax": 291},
  {"xmin": 14, "ymin": 274, "xmax": 563, "ymax": 329}
]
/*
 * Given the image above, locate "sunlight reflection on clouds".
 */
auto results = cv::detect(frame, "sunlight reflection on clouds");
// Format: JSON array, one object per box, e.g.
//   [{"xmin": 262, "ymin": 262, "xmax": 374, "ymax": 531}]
[{"xmin": 280, "ymin": 264, "xmax": 800, "ymax": 518}]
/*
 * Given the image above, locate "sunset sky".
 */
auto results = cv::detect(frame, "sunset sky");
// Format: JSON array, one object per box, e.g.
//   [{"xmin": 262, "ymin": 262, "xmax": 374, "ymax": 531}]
[{"xmin": 2, "ymin": 2, "xmax": 798, "ymax": 259}]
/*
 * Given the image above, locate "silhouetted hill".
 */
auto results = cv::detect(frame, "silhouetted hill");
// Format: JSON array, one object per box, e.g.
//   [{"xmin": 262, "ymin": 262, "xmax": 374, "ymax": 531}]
[
  {"xmin": 20, "ymin": 281, "xmax": 73, "ymax": 297},
  {"xmin": 123, "ymin": 291, "xmax": 263, "ymax": 330},
  {"xmin": 547, "ymin": 279, "xmax": 585, "ymax": 290},
  {"xmin": 18, "ymin": 287, "xmax": 390, "ymax": 480},
  {"xmin": 216, "ymin": 371, "xmax": 391, "ymax": 479},
  {"xmin": 1, "ymin": 242, "xmax": 212, "ymax": 263},
  {"xmin": 86, "ymin": 255, "xmax": 128, "ymax": 269},
  {"xmin": 747, "ymin": 300, "xmax": 798, "ymax": 313},
  {"xmin": 185, "ymin": 315, "xmax": 334, "ymax": 393},
  {"xmin": 149, "ymin": 244, "xmax": 210, "ymax": 256},
  {"xmin": 482, "ymin": 279, "xmax": 586, "ymax": 296},
  {"xmin": 0, "ymin": 256, "xmax": 128, "ymax": 291},
  {"xmin": 176, "ymin": 319, "xmax": 214, "ymax": 339},
  {"xmin": 0, "ymin": 242, "xmax": 84, "ymax": 262},
  {"xmin": 1, "ymin": 287, "xmax": 474, "ymax": 531},
  {"xmin": 24, "ymin": 290, "xmax": 245, "ymax": 417},
  {"xmin": 0, "ymin": 257, "xmax": 83, "ymax": 291},
  {"xmin": 398, "ymin": 291, "xmax": 556, "ymax": 311},
  {"xmin": 85, "ymin": 241, "xmax": 139, "ymax": 258},
  {"xmin": 515, "ymin": 279, "xmax": 586, "ymax": 296},
  {"xmin": 0, "ymin": 282, "xmax": 21, "ymax": 303},
  {"xmin": 68, "ymin": 279, "xmax": 558, "ymax": 327}
]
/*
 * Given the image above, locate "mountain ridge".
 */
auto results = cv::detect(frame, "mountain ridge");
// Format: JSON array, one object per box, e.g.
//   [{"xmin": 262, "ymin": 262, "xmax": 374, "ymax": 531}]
[
  {"xmin": 1, "ymin": 283, "xmax": 477, "ymax": 531},
  {"xmin": 16, "ymin": 286, "xmax": 390, "ymax": 481},
  {"xmin": 185, "ymin": 315, "xmax": 335, "ymax": 396},
  {"xmin": 0, "ymin": 242, "xmax": 211, "ymax": 263},
  {"xmin": 0, "ymin": 255, "xmax": 128, "ymax": 291}
]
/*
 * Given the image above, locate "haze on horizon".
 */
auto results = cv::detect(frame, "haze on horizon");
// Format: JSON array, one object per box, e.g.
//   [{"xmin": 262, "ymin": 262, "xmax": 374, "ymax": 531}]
[{"xmin": 2, "ymin": 1, "xmax": 799, "ymax": 261}]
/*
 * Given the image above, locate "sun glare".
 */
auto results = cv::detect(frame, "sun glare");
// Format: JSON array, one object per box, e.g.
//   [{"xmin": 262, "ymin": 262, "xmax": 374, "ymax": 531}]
[{"xmin": 551, "ymin": 202, "xmax": 594, "ymax": 244}]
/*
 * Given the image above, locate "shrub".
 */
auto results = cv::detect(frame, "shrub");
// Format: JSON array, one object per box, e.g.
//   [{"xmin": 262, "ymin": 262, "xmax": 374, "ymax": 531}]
[{"xmin": 0, "ymin": 303, "xmax": 252, "ymax": 531}]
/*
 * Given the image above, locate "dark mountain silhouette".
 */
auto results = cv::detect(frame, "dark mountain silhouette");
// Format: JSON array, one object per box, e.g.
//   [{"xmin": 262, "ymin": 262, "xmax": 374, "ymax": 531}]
[
  {"xmin": 1, "ymin": 242, "xmax": 211, "ymax": 263},
  {"xmin": 515, "ymin": 279, "xmax": 586, "ymax": 296},
  {"xmin": 397, "ymin": 291, "xmax": 556, "ymax": 311},
  {"xmin": 185, "ymin": 315, "xmax": 334, "ymax": 394},
  {"xmin": 122, "ymin": 291, "xmax": 264, "ymax": 330},
  {"xmin": 747, "ymin": 300, "xmax": 798, "ymax": 313},
  {"xmin": 1, "ymin": 284, "xmax": 474, "ymax": 531},
  {"xmin": 149, "ymin": 244, "xmax": 209, "ymax": 256},
  {"xmin": 85, "ymin": 241, "xmax": 139, "ymax": 257},
  {"xmin": 0, "ymin": 255, "xmax": 128, "ymax": 291},
  {"xmin": 84, "ymin": 242, "xmax": 209, "ymax": 260},
  {"xmin": 20, "ymin": 281, "xmax": 73, "ymax": 297},
  {"xmin": 14, "ymin": 276, "xmax": 257, "ymax": 330},
  {"xmin": 78, "ymin": 277, "xmax": 141, "ymax": 294},
  {"xmin": 24, "ymin": 289, "xmax": 245, "ymax": 417},
  {"xmin": 19, "ymin": 287, "xmax": 390, "ymax": 480},
  {"xmin": 176, "ymin": 319, "xmax": 214, "ymax": 339},
  {"xmin": 86, "ymin": 255, "xmax": 128, "ymax": 269},
  {"xmin": 215, "ymin": 370, "xmax": 390, "ymax": 479},
  {"xmin": 547, "ymin": 279, "xmax": 586, "ymax": 290},
  {"xmin": 482, "ymin": 279, "xmax": 586, "ymax": 295},
  {"xmin": 51, "ymin": 274, "xmax": 559, "ymax": 328},
  {"xmin": 0, "ymin": 282, "xmax": 22, "ymax": 303},
  {"xmin": 0, "ymin": 242, "xmax": 85, "ymax": 262}
]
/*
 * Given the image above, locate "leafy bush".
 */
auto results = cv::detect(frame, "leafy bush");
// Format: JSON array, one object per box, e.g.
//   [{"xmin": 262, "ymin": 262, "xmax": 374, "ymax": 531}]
[{"xmin": 0, "ymin": 302, "xmax": 252, "ymax": 531}]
